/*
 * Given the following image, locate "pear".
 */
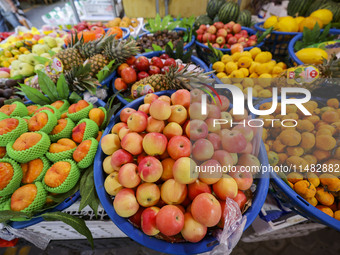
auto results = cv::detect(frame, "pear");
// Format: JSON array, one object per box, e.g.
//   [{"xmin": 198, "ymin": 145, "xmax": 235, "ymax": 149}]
[
  {"xmin": 32, "ymin": 44, "xmax": 49, "ymax": 55},
  {"xmin": 51, "ymin": 47, "xmax": 61, "ymax": 53},
  {"xmin": 18, "ymin": 54, "xmax": 29, "ymax": 64},
  {"xmin": 11, "ymin": 60, "xmax": 21, "ymax": 70},
  {"xmin": 26, "ymin": 53, "xmax": 39, "ymax": 66},
  {"xmin": 18, "ymin": 63, "xmax": 34, "ymax": 77},
  {"xmin": 10, "ymin": 69, "xmax": 20, "ymax": 77},
  {"xmin": 40, "ymin": 53, "xmax": 51, "ymax": 59},
  {"xmin": 44, "ymin": 36, "xmax": 57, "ymax": 48}
]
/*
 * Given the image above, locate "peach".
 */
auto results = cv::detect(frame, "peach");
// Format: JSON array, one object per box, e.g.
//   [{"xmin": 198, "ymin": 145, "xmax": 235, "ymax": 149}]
[
  {"xmin": 238, "ymin": 154, "xmax": 260, "ymax": 170},
  {"xmin": 120, "ymin": 108, "xmax": 136, "ymax": 123},
  {"xmin": 205, "ymin": 118, "xmax": 221, "ymax": 133},
  {"xmin": 0, "ymin": 118, "xmax": 19, "ymax": 135},
  {"xmin": 221, "ymin": 130, "xmax": 247, "ymax": 153},
  {"xmin": 111, "ymin": 122, "xmax": 127, "ymax": 134},
  {"xmin": 188, "ymin": 180, "xmax": 211, "ymax": 200},
  {"xmin": 28, "ymin": 112, "xmax": 48, "ymax": 131},
  {"xmin": 0, "ymin": 147, "xmax": 6, "ymax": 158},
  {"xmin": 113, "ymin": 188, "xmax": 139, "ymax": 217},
  {"xmin": 167, "ymin": 135, "xmax": 191, "ymax": 160},
  {"xmin": 163, "ymin": 122, "xmax": 183, "ymax": 139},
  {"xmin": 144, "ymin": 93, "xmax": 159, "ymax": 104},
  {"xmin": 183, "ymin": 120, "xmax": 190, "ymax": 137},
  {"xmin": 44, "ymin": 161, "xmax": 71, "ymax": 188},
  {"xmin": 72, "ymin": 122, "xmax": 86, "ymax": 143},
  {"xmin": 213, "ymin": 173, "xmax": 238, "ymax": 199},
  {"xmin": 118, "ymin": 163, "xmax": 140, "ymax": 188},
  {"xmin": 207, "ymin": 133, "xmax": 221, "ymax": 150},
  {"xmin": 101, "ymin": 134, "xmax": 121, "ymax": 155},
  {"xmin": 35, "ymin": 107, "xmax": 54, "ymax": 115},
  {"xmin": 190, "ymin": 119, "xmax": 208, "ymax": 140},
  {"xmin": 141, "ymin": 206, "xmax": 160, "ymax": 236},
  {"xmin": 68, "ymin": 100, "xmax": 89, "ymax": 113},
  {"xmin": 13, "ymin": 132, "xmax": 42, "ymax": 151},
  {"xmin": 50, "ymin": 119, "xmax": 68, "ymax": 135},
  {"xmin": 149, "ymin": 99, "xmax": 171, "ymax": 120},
  {"xmin": 127, "ymin": 112, "xmax": 147, "ymax": 132},
  {"xmin": 136, "ymin": 183, "xmax": 160, "ymax": 207},
  {"xmin": 21, "ymin": 158, "xmax": 44, "ymax": 184},
  {"xmin": 118, "ymin": 126, "xmax": 130, "ymax": 140},
  {"xmin": 161, "ymin": 179, "xmax": 187, "ymax": 205},
  {"xmin": 192, "ymin": 138, "xmax": 214, "ymax": 161},
  {"xmin": 60, "ymin": 112, "xmax": 67, "ymax": 119},
  {"xmin": 110, "ymin": 149, "xmax": 134, "ymax": 171},
  {"xmin": 161, "ymin": 158, "xmax": 175, "ymax": 181},
  {"xmin": 212, "ymin": 150, "xmax": 234, "ymax": 167},
  {"xmin": 104, "ymin": 171, "xmax": 123, "ymax": 195},
  {"xmin": 233, "ymin": 124, "xmax": 254, "ymax": 142},
  {"xmin": 49, "ymin": 138, "xmax": 77, "ymax": 153},
  {"xmin": 138, "ymin": 103, "xmax": 150, "ymax": 114},
  {"xmin": 171, "ymin": 89, "xmax": 190, "ymax": 108},
  {"xmin": 229, "ymin": 166, "xmax": 253, "ymax": 190},
  {"xmin": 121, "ymin": 132, "xmax": 143, "ymax": 155},
  {"xmin": 146, "ymin": 116, "xmax": 165, "ymax": 133},
  {"xmin": 26, "ymin": 105, "xmax": 39, "ymax": 115},
  {"xmin": 190, "ymin": 89, "xmax": 204, "ymax": 103},
  {"xmin": 233, "ymin": 190, "xmax": 247, "ymax": 211},
  {"xmin": 158, "ymin": 95, "xmax": 171, "ymax": 103},
  {"xmin": 142, "ymin": 132, "xmax": 167, "ymax": 156},
  {"xmin": 198, "ymin": 159, "xmax": 223, "ymax": 185},
  {"xmin": 0, "ymin": 162, "xmax": 13, "ymax": 190},
  {"xmin": 191, "ymin": 193, "xmax": 221, "ymax": 227},
  {"xmin": 189, "ymin": 102, "xmax": 207, "ymax": 120},
  {"xmin": 103, "ymin": 155, "xmax": 114, "ymax": 174},
  {"xmin": 214, "ymin": 95, "xmax": 230, "ymax": 111},
  {"xmin": 156, "ymin": 205, "xmax": 184, "ymax": 236},
  {"xmin": 11, "ymin": 184, "xmax": 37, "ymax": 211},
  {"xmin": 51, "ymin": 100, "xmax": 64, "ymax": 109},
  {"xmin": 181, "ymin": 212, "xmax": 207, "ymax": 243},
  {"xmin": 173, "ymin": 157, "xmax": 198, "ymax": 185},
  {"xmin": 168, "ymin": 105, "xmax": 187, "ymax": 125},
  {"xmin": 89, "ymin": 108, "xmax": 106, "ymax": 127},
  {"xmin": 138, "ymin": 156, "xmax": 163, "ymax": 183},
  {"xmin": 0, "ymin": 104, "xmax": 16, "ymax": 115}
]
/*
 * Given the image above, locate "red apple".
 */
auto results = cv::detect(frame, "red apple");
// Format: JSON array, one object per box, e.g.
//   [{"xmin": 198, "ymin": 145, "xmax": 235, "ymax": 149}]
[
  {"xmin": 214, "ymin": 22, "xmax": 224, "ymax": 30},
  {"xmin": 141, "ymin": 206, "xmax": 160, "ymax": 236},
  {"xmin": 156, "ymin": 205, "xmax": 184, "ymax": 236},
  {"xmin": 120, "ymin": 107, "xmax": 136, "ymax": 123},
  {"xmin": 207, "ymin": 133, "xmax": 221, "ymax": 150},
  {"xmin": 216, "ymin": 36, "xmax": 225, "ymax": 45},
  {"xmin": 181, "ymin": 212, "xmax": 207, "ymax": 243},
  {"xmin": 221, "ymin": 130, "xmax": 247, "ymax": 153},
  {"xmin": 209, "ymin": 34, "xmax": 216, "ymax": 43},
  {"xmin": 150, "ymin": 57, "xmax": 164, "ymax": 69},
  {"xmin": 229, "ymin": 165, "xmax": 253, "ymax": 190},
  {"xmin": 148, "ymin": 65, "xmax": 161, "ymax": 75},
  {"xmin": 110, "ymin": 149, "xmax": 134, "ymax": 171},
  {"xmin": 216, "ymin": 28, "xmax": 228, "ymax": 38},
  {"xmin": 191, "ymin": 193, "xmax": 221, "ymax": 227},
  {"xmin": 240, "ymin": 30, "xmax": 248, "ymax": 37},
  {"xmin": 188, "ymin": 180, "xmax": 211, "ymax": 200},
  {"xmin": 190, "ymin": 119, "xmax": 208, "ymax": 140},
  {"xmin": 192, "ymin": 138, "xmax": 214, "ymax": 161},
  {"xmin": 137, "ymin": 71, "xmax": 149, "ymax": 80},
  {"xmin": 228, "ymin": 36, "xmax": 237, "ymax": 45},
  {"xmin": 207, "ymin": 25, "xmax": 217, "ymax": 34},
  {"xmin": 202, "ymin": 33, "xmax": 210, "ymax": 43},
  {"xmin": 233, "ymin": 190, "xmax": 247, "ymax": 210},
  {"xmin": 135, "ymin": 56, "xmax": 150, "ymax": 71},
  {"xmin": 167, "ymin": 135, "xmax": 191, "ymax": 160},
  {"xmin": 197, "ymin": 34, "xmax": 203, "ymax": 42},
  {"xmin": 161, "ymin": 66, "xmax": 170, "ymax": 74},
  {"xmin": 160, "ymin": 54, "xmax": 170, "ymax": 60},
  {"xmin": 234, "ymin": 33, "xmax": 242, "ymax": 40},
  {"xmin": 164, "ymin": 58, "xmax": 176, "ymax": 67},
  {"xmin": 199, "ymin": 24, "xmax": 207, "ymax": 31},
  {"xmin": 138, "ymin": 156, "xmax": 163, "ymax": 182}
]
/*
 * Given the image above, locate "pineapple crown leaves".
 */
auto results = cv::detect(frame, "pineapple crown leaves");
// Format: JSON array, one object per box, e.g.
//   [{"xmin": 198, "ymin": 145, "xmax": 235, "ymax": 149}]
[
  {"xmin": 104, "ymin": 38, "xmax": 140, "ymax": 64},
  {"xmin": 207, "ymin": 41, "xmax": 223, "ymax": 64},
  {"xmin": 165, "ymin": 39, "xmax": 192, "ymax": 63},
  {"xmin": 96, "ymin": 59, "xmax": 118, "ymax": 83},
  {"xmin": 79, "ymin": 33, "xmax": 116, "ymax": 59}
]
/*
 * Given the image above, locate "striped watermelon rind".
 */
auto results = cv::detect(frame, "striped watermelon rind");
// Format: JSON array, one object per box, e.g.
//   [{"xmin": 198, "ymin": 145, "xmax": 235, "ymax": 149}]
[
  {"xmin": 207, "ymin": 0, "xmax": 225, "ymax": 19},
  {"xmin": 237, "ymin": 10, "xmax": 252, "ymax": 27},
  {"xmin": 217, "ymin": 2, "xmax": 240, "ymax": 24}
]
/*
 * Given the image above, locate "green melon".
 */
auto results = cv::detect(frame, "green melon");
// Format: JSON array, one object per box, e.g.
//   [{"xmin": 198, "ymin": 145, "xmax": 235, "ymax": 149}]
[{"xmin": 217, "ymin": 2, "xmax": 240, "ymax": 24}]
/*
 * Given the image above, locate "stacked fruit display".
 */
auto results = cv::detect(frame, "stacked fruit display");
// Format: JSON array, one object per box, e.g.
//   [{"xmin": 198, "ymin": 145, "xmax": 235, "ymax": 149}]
[
  {"xmin": 0, "ymin": 32, "xmax": 14, "ymax": 43},
  {"xmin": 196, "ymin": 21, "xmax": 258, "ymax": 49},
  {"xmin": 212, "ymin": 47, "xmax": 287, "ymax": 97},
  {"xmin": 106, "ymin": 16, "xmax": 140, "ymax": 33},
  {"xmin": 261, "ymin": 98, "xmax": 340, "ymax": 220},
  {"xmin": 69, "ymin": 21, "xmax": 106, "ymax": 32},
  {"xmin": 100, "ymin": 89, "xmax": 262, "ymax": 242},
  {"xmin": 0, "ymin": 98, "xmax": 104, "ymax": 214}
]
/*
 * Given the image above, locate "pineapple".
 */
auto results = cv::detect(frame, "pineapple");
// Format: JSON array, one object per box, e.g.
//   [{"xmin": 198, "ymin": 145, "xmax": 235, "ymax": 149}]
[
  {"xmin": 131, "ymin": 65, "xmax": 214, "ymax": 98},
  {"xmin": 103, "ymin": 38, "xmax": 140, "ymax": 64},
  {"xmin": 64, "ymin": 64, "xmax": 99, "ymax": 94}
]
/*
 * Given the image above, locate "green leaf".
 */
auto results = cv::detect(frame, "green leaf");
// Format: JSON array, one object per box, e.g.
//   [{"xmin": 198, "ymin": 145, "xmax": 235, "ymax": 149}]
[
  {"xmin": 257, "ymin": 26, "xmax": 273, "ymax": 43},
  {"xmin": 37, "ymin": 70, "xmax": 59, "ymax": 102},
  {"xmin": 10, "ymin": 75, "xmax": 24, "ymax": 80},
  {"xmin": 41, "ymin": 212, "xmax": 94, "ymax": 248},
  {"xmin": 152, "ymin": 44, "xmax": 163, "ymax": 51},
  {"xmin": 144, "ymin": 48, "xmax": 153, "ymax": 53},
  {"xmin": 48, "ymin": 50, "xmax": 56, "ymax": 56},
  {"xmin": 175, "ymin": 40, "xmax": 184, "ymax": 59},
  {"xmin": 18, "ymin": 83, "xmax": 51, "ymax": 104},
  {"xmin": 96, "ymin": 59, "xmax": 116, "ymax": 83},
  {"xmin": 0, "ymin": 210, "xmax": 32, "ymax": 223},
  {"xmin": 56, "ymin": 73, "xmax": 69, "ymax": 100},
  {"xmin": 34, "ymin": 56, "xmax": 51, "ymax": 65},
  {"xmin": 167, "ymin": 41, "xmax": 174, "ymax": 50},
  {"xmin": 183, "ymin": 50, "xmax": 192, "ymax": 63},
  {"xmin": 69, "ymin": 92, "xmax": 82, "ymax": 103},
  {"xmin": 46, "ymin": 182, "xmax": 80, "ymax": 205},
  {"xmin": 79, "ymin": 166, "xmax": 99, "ymax": 216}
]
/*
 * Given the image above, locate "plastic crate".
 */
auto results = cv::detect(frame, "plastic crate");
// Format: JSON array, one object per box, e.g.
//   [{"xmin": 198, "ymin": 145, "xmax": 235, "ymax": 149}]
[{"xmin": 93, "ymin": 90, "xmax": 270, "ymax": 255}]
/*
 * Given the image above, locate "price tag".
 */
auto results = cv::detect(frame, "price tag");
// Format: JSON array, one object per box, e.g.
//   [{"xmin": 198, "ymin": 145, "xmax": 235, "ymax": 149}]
[
  {"xmin": 287, "ymin": 66, "xmax": 319, "ymax": 85},
  {"xmin": 45, "ymin": 57, "xmax": 63, "ymax": 75}
]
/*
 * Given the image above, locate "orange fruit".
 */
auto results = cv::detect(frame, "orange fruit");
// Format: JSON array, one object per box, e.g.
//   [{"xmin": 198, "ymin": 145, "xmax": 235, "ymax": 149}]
[{"xmin": 294, "ymin": 180, "xmax": 316, "ymax": 199}]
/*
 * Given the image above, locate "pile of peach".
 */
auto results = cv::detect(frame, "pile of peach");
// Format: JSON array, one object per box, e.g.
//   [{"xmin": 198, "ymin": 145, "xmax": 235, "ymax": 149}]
[
  {"xmin": 0, "ymin": 99, "xmax": 104, "ymax": 213},
  {"xmin": 101, "ymin": 89, "xmax": 262, "ymax": 243},
  {"xmin": 261, "ymin": 98, "xmax": 340, "ymax": 220}
]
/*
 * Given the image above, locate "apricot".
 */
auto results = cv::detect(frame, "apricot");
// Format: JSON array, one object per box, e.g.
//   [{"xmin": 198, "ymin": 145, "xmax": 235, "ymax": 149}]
[
  {"xmin": 61, "ymin": 112, "xmax": 67, "ymax": 119},
  {"xmin": 44, "ymin": 161, "xmax": 71, "ymax": 188},
  {"xmin": 72, "ymin": 122, "xmax": 86, "ymax": 143},
  {"xmin": 50, "ymin": 119, "xmax": 68, "ymax": 135},
  {"xmin": 0, "ymin": 118, "xmax": 19, "ymax": 135},
  {"xmin": 313, "ymin": 150, "xmax": 331, "ymax": 161},
  {"xmin": 0, "ymin": 104, "xmax": 16, "ymax": 115},
  {"xmin": 327, "ymin": 98, "xmax": 339, "ymax": 109},
  {"xmin": 21, "ymin": 158, "xmax": 44, "ymax": 184},
  {"xmin": 305, "ymin": 196, "xmax": 318, "ymax": 207},
  {"xmin": 303, "ymin": 115, "xmax": 320, "ymax": 124},
  {"xmin": 316, "ymin": 129, "xmax": 332, "ymax": 136},
  {"xmin": 286, "ymin": 172, "xmax": 303, "ymax": 184},
  {"xmin": 278, "ymin": 153, "xmax": 288, "ymax": 165},
  {"xmin": 296, "ymin": 120, "xmax": 314, "ymax": 132},
  {"xmin": 303, "ymin": 155, "xmax": 317, "ymax": 165},
  {"xmin": 316, "ymin": 205, "xmax": 334, "ymax": 217},
  {"xmin": 10, "ymin": 184, "xmax": 37, "ymax": 211},
  {"xmin": 26, "ymin": 105, "xmax": 39, "ymax": 116},
  {"xmin": 49, "ymin": 138, "xmax": 77, "ymax": 153},
  {"xmin": 286, "ymin": 146, "xmax": 304, "ymax": 157},
  {"xmin": 315, "ymin": 187, "xmax": 334, "ymax": 206},
  {"xmin": 28, "ymin": 112, "xmax": 48, "ymax": 131},
  {"xmin": 334, "ymin": 210, "xmax": 340, "ymax": 220},
  {"xmin": 73, "ymin": 140, "xmax": 92, "ymax": 162},
  {"xmin": 89, "ymin": 108, "xmax": 105, "ymax": 127},
  {"xmin": 51, "ymin": 100, "xmax": 64, "ymax": 109},
  {"xmin": 319, "ymin": 173, "xmax": 340, "ymax": 192},
  {"xmin": 322, "ymin": 111, "xmax": 339, "ymax": 123},
  {"xmin": 294, "ymin": 180, "xmax": 316, "ymax": 199},
  {"xmin": 272, "ymin": 139, "xmax": 286, "ymax": 153},
  {"xmin": 317, "ymin": 124, "xmax": 335, "ymax": 135},
  {"xmin": 12, "ymin": 132, "xmax": 42, "ymax": 151},
  {"xmin": 315, "ymin": 135, "xmax": 336, "ymax": 151},
  {"xmin": 68, "ymin": 100, "xmax": 89, "ymax": 113},
  {"xmin": 34, "ymin": 106, "xmax": 54, "ymax": 115},
  {"xmin": 300, "ymin": 132, "xmax": 315, "ymax": 150},
  {"xmin": 0, "ymin": 147, "xmax": 6, "ymax": 158},
  {"xmin": 281, "ymin": 113, "xmax": 299, "ymax": 121},
  {"xmin": 279, "ymin": 130, "xmax": 301, "ymax": 146},
  {"xmin": 0, "ymin": 162, "xmax": 13, "ymax": 190},
  {"xmin": 286, "ymin": 156, "xmax": 308, "ymax": 170}
]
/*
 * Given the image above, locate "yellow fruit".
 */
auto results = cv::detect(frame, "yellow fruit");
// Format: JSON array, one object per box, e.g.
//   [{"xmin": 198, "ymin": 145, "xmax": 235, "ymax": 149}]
[
  {"xmin": 272, "ymin": 66, "xmax": 283, "ymax": 75},
  {"xmin": 249, "ymin": 73, "xmax": 258, "ymax": 78},
  {"xmin": 256, "ymin": 63, "xmax": 273, "ymax": 75},
  {"xmin": 299, "ymin": 17, "xmax": 323, "ymax": 32},
  {"xmin": 225, "ymin": 62, "xmax": 238, "ymax": 74},
  {"xmin": 254, "ymin": 85, "xmax": 263, "ymax": 91},
  {"xmin": 296, "ymin": 48, "xmax": 328, "ymax": 65},
  {"xmin": 239, "ymin": 51, "xmax": 252, "ymax": 58},
  {"xmin": 221, "ymin": 54, "xmax": 233, "ymax": 64},
  {"xmin": 264, "ymin": 16, "xmax": 278, "ymax": 29},
  {"xmin": 310, "ymin": 9, "xmax": 333, "ymax": 26},
  {"xmin": 238, "ymin": 56, "xmax": 253, "ymax": 69},
  {"xmin": 231, "ymin": 52, "xmax": 242, "ymax": 62},
  {"xmin": 230, "ymin": 70, "xmax": 244, "ymax": 78},
  {"xmin": 216, "ymin": 72, "xmax": 227, "ymax": 79},
  {"xmin": 255, "ymin": 52, "xmax": 272, "ymax": 63},
  {"xmin": 249, "ymin": 62, "xmax": 260, "ymax": 74},
  {"xmin": 258, "ymin": 89, "xmax": 272, "ymax": 98},
  {"xmin": 249, "ymin": 47, "xmax": 261, "ymax": 59},
  {"xmin": 233, "ymin": 83, "xmax": 243, "ymax": 90},
  {"xmin": 220, "ymin": 77, "xmax": 231, "ymax": 84},
  {"xmin": 275, "ymin": 17, "xmax": 298, "ymax": 32},
  {"xmin": 239, "ymin": 68, "xmax": 249, "ymax": 77},
  {"xmin": 212, "ymin": 61, "xmax": 225, "ymax": 72},
  {"xmin": 295, "ymin": 16, "xmax": 305, "ymax": 26},
  {"xmin": 258, "ymin": 73, "xmax": 272, "ymax": 88}
]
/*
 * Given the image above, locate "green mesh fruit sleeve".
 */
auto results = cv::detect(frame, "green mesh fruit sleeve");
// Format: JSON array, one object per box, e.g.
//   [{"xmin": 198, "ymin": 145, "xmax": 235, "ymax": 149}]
[
  {"xmin": 57, "ymin": 100, "xmax": 70, "ymax": 114},
  {"xmin": 76, "ymin": 138, "xmax": 99, "ymax": 169},
  {"xmin": 0, "ymin": 117, "xmax": 28, "ymax": 147},
  {"xmin": 67, "ymin": 103, "xmax": 93, "ymax": 122},
  {"xmin": 49, "ymin": 118, "xmax": 75, "ymax": 142},
  {"xmin": 30, "ymin": 156, "xmax": 51, "ymax": 183},
  {"xmin": 0, "ymin": 158, "xmax": 23, "ymax": 196},
  {"xmin": 46, "ymin": 147, "xmax": 76, "ymax": 162},
  {"xmin": 79, "ymin": 119, "xmax": 99, "ymax": 142},
  {"xmin": 10, "ymin": 102, "xmax": 28, "ymax": 117},
  {"xmin": 42, "ymin": 159, "xmax": 80, "ymax": 194},
  {"xmin": 40, "ymin": 105, "xmax": 61, "ymax": 119},
  {"xmin": 6, "ymin": 131, "xmax": 51, "ymax": 163},
  {"xmin": 0, "ymin": 112, "xmax": 9, "ymax": 120},
  {"xmin": 0, "ymin": 198, "xmax": 10, "ymax": 211},
  {"xmin": 19, "ymin": 181, "xmax": 47, "ymax": 213},
  {"xmin": 29, "ymin": 110, "xmax": 58, "ymax": 134}
]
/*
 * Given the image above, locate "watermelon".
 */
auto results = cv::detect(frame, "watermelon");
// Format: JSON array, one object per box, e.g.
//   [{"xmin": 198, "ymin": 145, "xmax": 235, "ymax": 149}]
[
  {"xmin": 287, "ymin": 0, "xmax": 314, "ymax": 17},
  {"xmin": 206, "ymin": 0, "xmax": 225, "ymax": 19},
  {"xmin": 305, "ymin": 0, "xmax": 329, "ymax": 16},
  {"xmin": 218, "ymin": 2, "xmax": 240, "ymax": 24},
  {"xmin": 194, "ymin": 15, "xmax": 213, "ymax": 28},
  {"xmin": 237, "ymin": 10, "xmax": 252, "ymax": 27}
]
